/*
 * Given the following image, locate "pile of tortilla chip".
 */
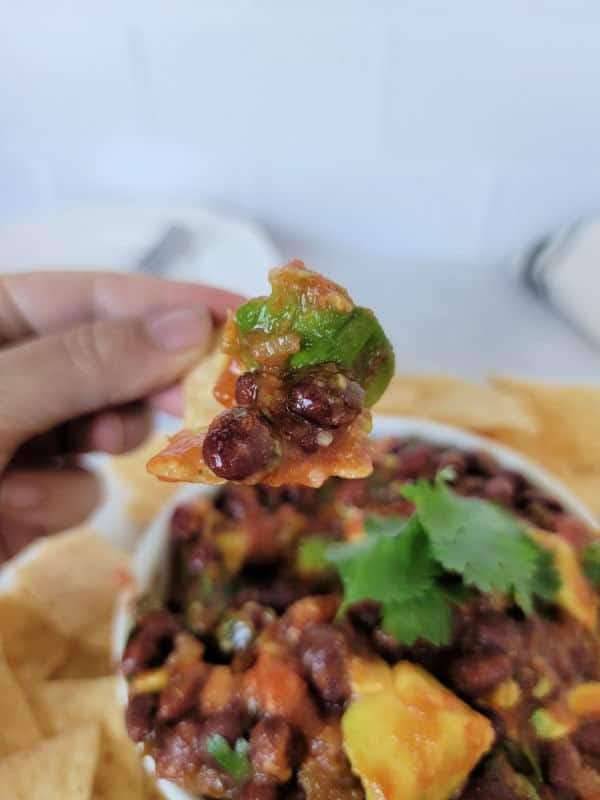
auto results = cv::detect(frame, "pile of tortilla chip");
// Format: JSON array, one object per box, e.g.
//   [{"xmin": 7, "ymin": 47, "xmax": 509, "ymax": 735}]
[
  {"xmin": 0, "ymin": 527, "xmax": 161, "ymax": 799},
  {"xmin": 375, "ymin": 374, "xmax": 600, "ymax": 520}
]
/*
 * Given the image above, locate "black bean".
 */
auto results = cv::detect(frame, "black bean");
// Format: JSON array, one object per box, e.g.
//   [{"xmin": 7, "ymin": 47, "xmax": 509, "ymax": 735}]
[
  {"xmin": 286, "ymin": 368, "xmax": 363, "ymax": 428},
  {"xmin": 125, "ymin": 693, "xmax": 157, "ymax": 742},
  {"xmin": 460, "ymin": 769, "xmax": 518, "ymax": 800},
  {"xmin": 298, "ymin": 624, "xmax": 350, "ymax": 705},
  {"xmin": 203, "ymin": 408, "xmax": 276, "ymax": 480},
  {"xmin": 250, "ymin": 716, "xmax": 295, "ymax": 783},
  {"xmin": 275, "ymin": 412, "xmax": 321, "ymax": 453},
  {"xmin": 483, "ymin": 475, "xmax": 516, "ymax": 506},
  {"xmin": 448, "ymin": 650, "xmax": 512, "ymax": 696},
  {"xmin": 574, "ymin": 720, "xmax": 600, "ymax": 756},
  {"xmin": 462, "ymin": 612, "xmax": 521, "ymax": 654},
  {"xmin": 157, "ymin": 665, "xmax": 206, "ymax": 722},
  {"xmin": 122, "ymin": 609, "xmax": 180, "ymax": 676},
  {"xmin": 544, "ymin": 738, "xmax": 582, "ymax": 789},
  {"xmin": 238, "ymin": 784, "xmax": 279, "ymax": 800},
  {"xmin": 155, "ymin": 719, "xmax": 206, "ymax": 779},
  {"xmin": 235, "ymin": 371, "xmax": 261, "ymax": 406}
]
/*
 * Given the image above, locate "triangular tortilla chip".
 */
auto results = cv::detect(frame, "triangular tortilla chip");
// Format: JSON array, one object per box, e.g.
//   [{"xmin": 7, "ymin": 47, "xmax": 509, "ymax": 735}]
[
  {"xmin": 0, "ymin": 639, "xmax": 41, "ymax": 755},
  {"xmin": 0, "ymin": 722, "xmax": 100, "ymax": 800},
  {"xmin": 15, "ymin": 527, "xmax": 128, "ymax": 636},
  {"xmin": 30, "ymin": 677, "xmax": 144, "ymax": 800},
  {"xmin": 0, "ymin": 589, "xmax": 69, "ymax": 685}
]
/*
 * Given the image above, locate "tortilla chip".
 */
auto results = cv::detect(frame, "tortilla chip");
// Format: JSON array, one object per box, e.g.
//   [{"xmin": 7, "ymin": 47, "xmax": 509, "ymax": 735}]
[
  {"xmin": 491, "ymin": 377, "xmax": 600, "ymax": 471},
  {"xmin": 0, "ymin": 640, "xmax": 41, "ymax": 755},
  {"xmin": 0, "ymin": 589, "xmax": 69, "ymax": 685},
  {"xmin": 375, "ymin": 374, "xmax": 538, "ymax": 433},
  {"xmin": 0, "ymin": 722, "xmax": 100, "ymax": 800},
  {"xmin": 15, "ymin": 527, "xmax": 128, "ymax": 636},
  {"xmin": 30, "ymin": 676, "xmax": 144, "ymax": 800},
  {"xmin": 184, "ymin": 327, "xmax": 228, "ymax": 429},
  {"xmin": 110, "ymin": 434, "xmax": 179, "ymax": 527}
]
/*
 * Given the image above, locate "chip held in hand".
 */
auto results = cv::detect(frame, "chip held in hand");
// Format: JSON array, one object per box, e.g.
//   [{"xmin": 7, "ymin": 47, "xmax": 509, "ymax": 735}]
[{"xmin": 148, "ymin": 261, "xmax": 395, "ymax": 487}]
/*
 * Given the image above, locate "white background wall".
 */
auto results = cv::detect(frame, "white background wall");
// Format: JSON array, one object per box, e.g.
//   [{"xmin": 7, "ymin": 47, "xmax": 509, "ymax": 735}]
[{"xmin": 2, "ymin": 0, "xmax": 600, "ymax": 378}]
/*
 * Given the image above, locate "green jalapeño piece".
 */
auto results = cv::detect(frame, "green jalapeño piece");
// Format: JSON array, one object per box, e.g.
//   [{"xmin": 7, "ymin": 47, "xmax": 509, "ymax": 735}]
[{"xmin": 229, "ymin": 261, "xmax": 395, "ymax": 407}]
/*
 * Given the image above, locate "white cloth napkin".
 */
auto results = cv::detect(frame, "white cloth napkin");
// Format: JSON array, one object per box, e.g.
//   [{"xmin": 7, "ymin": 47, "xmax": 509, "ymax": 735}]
[{"xmin": 515, "ymin": 218, "xmax": 600, "ymax": 350}]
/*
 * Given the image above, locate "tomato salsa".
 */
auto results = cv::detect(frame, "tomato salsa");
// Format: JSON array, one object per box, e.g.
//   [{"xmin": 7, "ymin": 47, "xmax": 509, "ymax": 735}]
[{"xmin": 124, "ymin": 437, "xmax": 600, "ymax": 799}]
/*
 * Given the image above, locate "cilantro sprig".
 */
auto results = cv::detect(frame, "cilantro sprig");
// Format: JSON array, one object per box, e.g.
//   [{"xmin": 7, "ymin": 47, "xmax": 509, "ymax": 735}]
[
  {"xmin": 310, "ymin": 474, "xmax": 561, "ymax": 647},
  {"xmin": 206, "ymin": 735, "xmax": 251, "ymax": 782}
]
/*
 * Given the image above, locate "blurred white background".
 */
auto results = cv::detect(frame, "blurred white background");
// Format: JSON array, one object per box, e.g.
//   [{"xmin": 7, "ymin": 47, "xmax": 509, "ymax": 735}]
[{"xmin": 1, "ymin": 0, "xmax": 600, "ymax": 378}]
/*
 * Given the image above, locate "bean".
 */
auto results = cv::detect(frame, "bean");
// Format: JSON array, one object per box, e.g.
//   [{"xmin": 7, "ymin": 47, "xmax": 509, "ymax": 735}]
[
  {"xmin": 238, "ymin": 785, "xmax": 278, "ymax": 800},
  {"xmin": 462, "ymin": 612, "xmax": 521, "ymax": 654},
  {"xmin": 574, "ymin": 720, "xmax": 600, "ymax": 756},
  {"xmin": 235, "ymin": 372, "xmax": 261, "ymax": 406},
  {"xmin": 158, "ymin": 664, "xmax": 206, "ymax": 722},
  {"xmin": 276, "ymin": 412, "xmax": 320, "ymax": 453},
  {"xmin": 216, "ymin": 484, "xmax": 262, "ymax": 519},
  {"xmin": 250, "ymin": 716, "xmax": 294, "ymax": 783},
  {"xmin": 203, "ymin": 408, "xmax": 276, "ymax": 480},
  {"xmin": 122, "ymin": 609, "xmax": 180, "ymax": 676},
  {"xmin": 286, "ymin": 368, "xmax": 363, "ymax": 428},
  {"xmin": 460, "ymin": 769, "xmax": 518, "ymax": 800},
  {"xmin": 348, "ymin": 600, "xmax": 381, "ymax": 631},
  {"xmin": 544, "ymin": 738, "xmax": 581, "ymax": 790},
  {"xmin": 125, "ymin": 693, "xmax": 157, "ymax": 742},
  {"xmin": 395, "ymin": 443, "xmax": 436, "ymax": 479},
  {"xmin": 155, "ymin": 719, "xmax": 206, "ymax": 780},
  {"xmin": 448, "ymin": 650, "xmax": 512, "ymax": 696},
  {"xmin": 298, "ymin": 624, "xmax": 350, "ymax": 705},
  {"xmin": 483, "ymin": 475, "xmax": 516, "ymax": 506}
]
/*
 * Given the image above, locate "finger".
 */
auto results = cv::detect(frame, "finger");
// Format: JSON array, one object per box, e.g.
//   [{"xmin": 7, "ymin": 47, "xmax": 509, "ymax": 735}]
[
  {"xmin": 0, "ymin": 271, "xmax": 245, "ymax": 345},
  {"xmin": 0, "ymin": 307, "xmax": 212, "ymax": 470},
  {"xmin": 0, "ymin": 467, "xmax": 102, "ymax": 533},
  {"xmin": 64, "ymin": 402, "xmax": 153, "ymax": 455},
  {"xmin": 0, "ymin": 515, "xmax": 44, "ymax": 564},
  {"xmin": 150, "ymin": 383, "xmax": 186, "ymax": 417}
]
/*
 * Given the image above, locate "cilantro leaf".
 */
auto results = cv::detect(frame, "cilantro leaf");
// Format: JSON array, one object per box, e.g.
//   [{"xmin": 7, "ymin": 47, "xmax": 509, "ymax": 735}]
[
  {"xmin": 383, "ymin": 588, "xmax": 453, "ymax": 646},
  {"xmin": 363, "ymin": 514, "xmax": 406, "ymax": 537},
  {"xmin": 403, "ymin": 477, "xmax": 560, "ymax": 612},
  {"xmin": 206, "ymin": 735, "xmax": 251, "ymax": 782},
  {"xmin": 326, "ymin": 517, "xmax": 439, "ymax": 612},
  {"xmin": 582, "ymin": 541, "xmax": 600, "ymax": 588}
]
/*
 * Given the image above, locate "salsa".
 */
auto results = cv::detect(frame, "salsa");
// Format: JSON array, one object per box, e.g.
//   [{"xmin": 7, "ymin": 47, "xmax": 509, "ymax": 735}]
[
  {"xmin": 124, "ymin": 437, "xmax": 600, "ymax": 799},
  {"xmin": 147, "ymin": 262, "xmax": 394, "ymax": 487}
]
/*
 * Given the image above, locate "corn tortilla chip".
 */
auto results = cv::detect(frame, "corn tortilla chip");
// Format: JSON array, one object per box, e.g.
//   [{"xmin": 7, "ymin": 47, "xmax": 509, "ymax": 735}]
[
  {"xmin": 375, "ymin": 374, "xmax": 538, "ymax": 433},
  {"xmin": 15, "ymin": 527, "xmax": 128, "ymax": 636},
  {"xmin": 30, "ymin": 676, "xmax": 144, "ymax": 800},
  {"xmin": 0, "ymin": 640, "xmax": 41, "ymax": 755},
  {"xmin": 491, "ymin": 377, "xmax": 600, "ymax": 471},
  {"xmin": 0, "ymin": 722, "xmax": 100, "ymax": 800},
  {"xmin": 184, "ymin": 326, "xmax": 228, "ymax": 429},
  {"xmin": 0, "ymin": 589, "xmax": 69, "ymax": 685},
  {"xmin": 110, "ymin": 434, "xmax": 179, "ymax": 527}
]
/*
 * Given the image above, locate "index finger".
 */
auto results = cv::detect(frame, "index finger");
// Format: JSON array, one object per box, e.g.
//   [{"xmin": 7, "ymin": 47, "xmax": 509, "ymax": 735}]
[{"xmin": 0, "ymin": 271, "xmax": 245, "ymax": 346}]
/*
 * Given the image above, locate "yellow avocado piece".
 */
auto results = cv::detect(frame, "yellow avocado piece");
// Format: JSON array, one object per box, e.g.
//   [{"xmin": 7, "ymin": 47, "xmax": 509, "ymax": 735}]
[
  {"xmin": 342, "ymin": 660, "xmax": 494, "ymax": 800},
  {"xmin": 530, "ymin": 528, "xmax": 598, "ymax": 631}
]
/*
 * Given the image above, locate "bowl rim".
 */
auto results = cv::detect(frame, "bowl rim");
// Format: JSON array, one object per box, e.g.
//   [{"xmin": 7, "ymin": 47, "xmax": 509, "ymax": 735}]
[{"xmin": 112, "ymin": 414, "xmax": 598, "ymax": 799}]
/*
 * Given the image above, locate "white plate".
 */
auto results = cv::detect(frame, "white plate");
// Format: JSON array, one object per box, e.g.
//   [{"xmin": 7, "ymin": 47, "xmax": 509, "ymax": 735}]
[{"xmin": 113, "ymin": 414, "xmax": 596, "ymax": 800}]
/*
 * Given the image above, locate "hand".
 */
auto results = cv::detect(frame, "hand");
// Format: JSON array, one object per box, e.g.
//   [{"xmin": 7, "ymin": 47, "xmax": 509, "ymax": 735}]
[{"xmin": 0, "ymin": 271, "xmax": 244, "ymax": 563}]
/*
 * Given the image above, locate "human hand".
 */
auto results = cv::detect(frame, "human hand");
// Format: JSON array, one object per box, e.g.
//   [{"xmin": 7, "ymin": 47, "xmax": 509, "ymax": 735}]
[{"xmin": 0, "ymin": 271, "xmax": 244, "ymax": 563}]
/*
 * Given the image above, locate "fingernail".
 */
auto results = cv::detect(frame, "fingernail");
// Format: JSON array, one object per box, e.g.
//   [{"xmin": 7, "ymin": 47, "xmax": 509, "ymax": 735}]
[
  {"xmin": 145, "ymin": 308, "xmax": 211, "ymax": 351},
  {"xmin": 0, "ymin": 477, "xmax": 43, "ymax": 510}
]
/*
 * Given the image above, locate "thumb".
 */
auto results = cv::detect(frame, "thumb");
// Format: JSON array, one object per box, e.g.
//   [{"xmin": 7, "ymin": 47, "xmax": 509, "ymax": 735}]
[{"xmin": 0, "ymin": 307, "xmax": 212, "ymax": 468}]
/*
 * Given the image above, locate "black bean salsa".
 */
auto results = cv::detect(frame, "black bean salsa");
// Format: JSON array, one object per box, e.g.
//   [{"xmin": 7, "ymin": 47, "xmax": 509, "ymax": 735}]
[{"xmin": 123, "ymin": 437, "xmax": 600, "ymax": 800}]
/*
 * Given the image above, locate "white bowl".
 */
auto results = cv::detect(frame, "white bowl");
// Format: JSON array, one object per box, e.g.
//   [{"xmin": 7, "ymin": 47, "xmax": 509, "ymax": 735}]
[{"xmin": 112, "ymin": 415, "xmax": 597, "ymax": 800}]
